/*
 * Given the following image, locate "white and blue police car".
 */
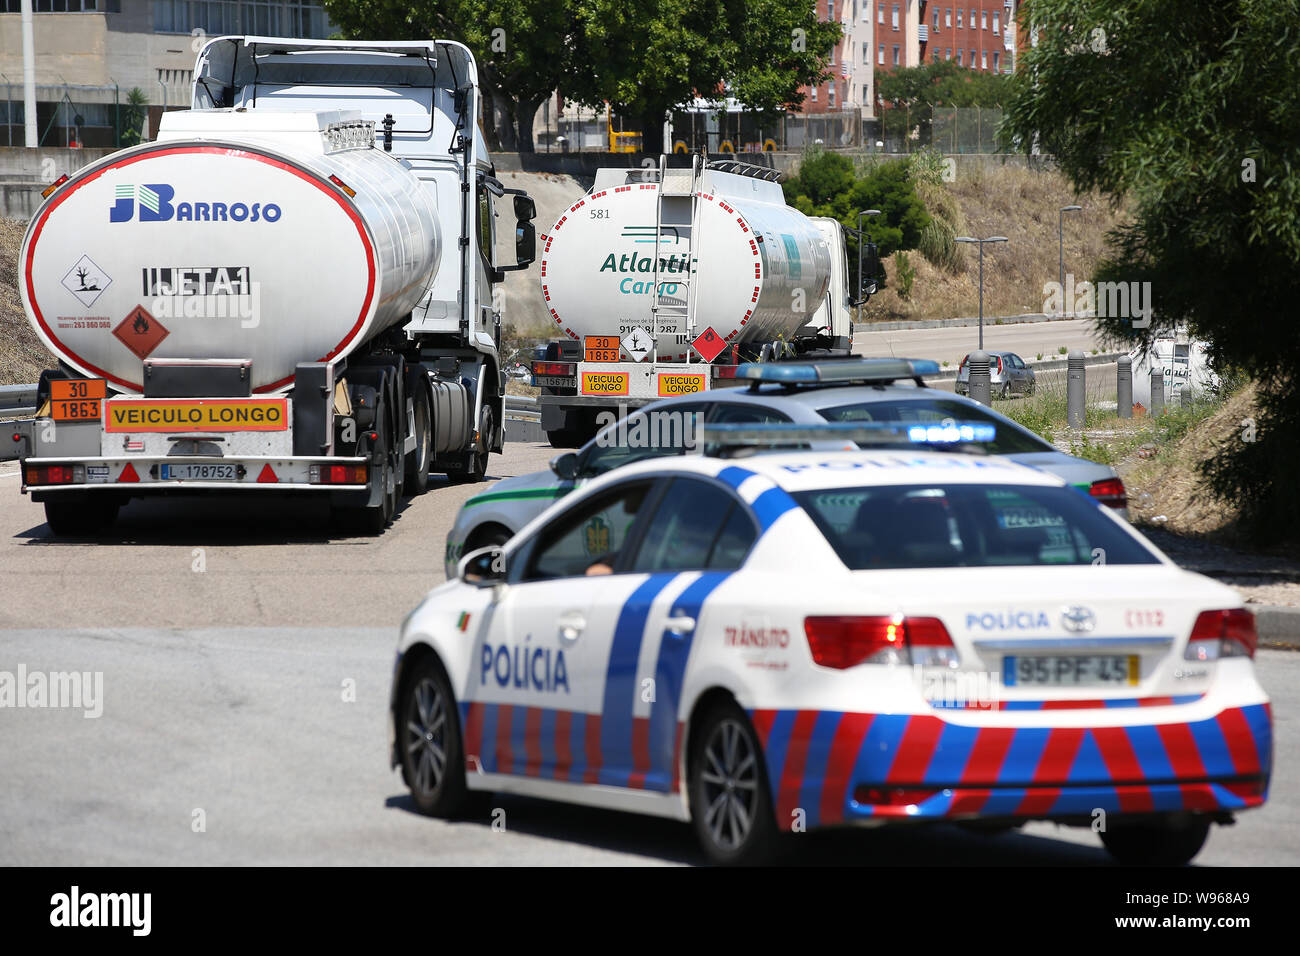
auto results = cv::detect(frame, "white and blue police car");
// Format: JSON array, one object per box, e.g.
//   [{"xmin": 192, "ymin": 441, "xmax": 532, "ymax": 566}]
[{"xmin": 395, "ymin": 421, "xmax": 1269, "ymax": 865}]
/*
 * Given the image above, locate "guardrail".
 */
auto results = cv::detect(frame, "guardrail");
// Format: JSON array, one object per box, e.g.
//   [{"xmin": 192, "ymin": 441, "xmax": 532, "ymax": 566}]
[{"xmin": 0, "ymin": 383, "xmax": 37, "ymax": 417}]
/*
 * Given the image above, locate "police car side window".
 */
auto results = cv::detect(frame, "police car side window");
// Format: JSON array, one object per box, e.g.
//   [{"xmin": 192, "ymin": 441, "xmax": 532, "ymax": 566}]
[
  {"xmin": 524, "ymin": 481, "xmax": 654, "ymax": 581},
  {"xmin": 582, "ymin": 403, "xmax": 707, "ymax": 477},
  {"xmin": 629, "ymin": 478, "xmax": 755, "ymax": 572}
]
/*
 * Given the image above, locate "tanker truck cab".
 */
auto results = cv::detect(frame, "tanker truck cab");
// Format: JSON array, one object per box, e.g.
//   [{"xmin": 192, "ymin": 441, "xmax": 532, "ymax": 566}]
[
  {"xmin": 7, "ymin": 36, "xmax": 535, "ymax": 536},
  {"xmin": 531, "ymin": 158, "xmax": 863, "ymax": 448}
]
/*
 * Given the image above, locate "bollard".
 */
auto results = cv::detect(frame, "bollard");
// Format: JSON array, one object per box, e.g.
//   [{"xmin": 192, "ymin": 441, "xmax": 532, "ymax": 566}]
[
  {"xmin": 1150, "ymin": 368, "xmax": 1165, "ymax": 416},
  {"xmin": 1116, "ymin": 355, "xmax": 1132, "ymax": 419},
  {"xmin": 1067, "ymin": 350, "xmax": 1086, "ymax": 428},
  {"xmin": 968, "ymin": 349, "xmax": 992, "ymax": 407}
]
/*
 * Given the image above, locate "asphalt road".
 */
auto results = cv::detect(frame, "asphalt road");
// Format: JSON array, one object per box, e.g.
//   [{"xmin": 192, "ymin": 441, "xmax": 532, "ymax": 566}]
[{"xmin": 0, "ymin": 439, "xmax": 1293, "ymax": 865}]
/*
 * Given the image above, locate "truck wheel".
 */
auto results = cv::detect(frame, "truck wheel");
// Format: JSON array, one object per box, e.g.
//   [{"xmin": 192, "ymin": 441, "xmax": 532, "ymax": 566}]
[
  {"xmin": 453, "ymin": 405, "xmax": 493, "ymax": 483},
  {"xmin": 688, "ymin": 701, "xmax": 779, "ymax": 865},
  {"xmin": 1099, "ymin": 816, "xmax": 1211, "ymax": 866},
  {"xmin": 404, "ymin": 387, "xmax": 432, "ymax": 496},
  {"xmin": 398, "ymin": 656, "xmax": 476, "ymax": 817},
  {"xmin": 546, "ymin": 427, "xmax": 584, "ymax": 449},
  {"xmin": 43, "ymin": 495, "xmax": 120, "ymax": 536}
]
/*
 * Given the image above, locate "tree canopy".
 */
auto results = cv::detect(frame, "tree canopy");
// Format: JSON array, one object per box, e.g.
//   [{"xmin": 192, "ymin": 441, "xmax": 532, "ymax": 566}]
[
  {"xmin": 876, "ymin": 60, "xmax": 1014, "ymax": 111},
  {"xmin": 1004, "ymin": 0, "xmax": 1300, "ymax": 543},
  {"xmin": 322, "ymin": 0, "xmax": 841, "ymax": 153},
  {"xmin": 782, "ymin": 151, "xmax": 931, "ymax": 265}
]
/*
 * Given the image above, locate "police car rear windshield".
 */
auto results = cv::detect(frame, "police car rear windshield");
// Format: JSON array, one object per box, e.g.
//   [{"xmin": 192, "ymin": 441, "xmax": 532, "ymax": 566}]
[
  {"xmin": 796, "ymin": 483, "xmax": 1160, "ymax": 570},
  {"xmin": 816, "ymin": 398, "xmax": 1052, "ymax": 454}
]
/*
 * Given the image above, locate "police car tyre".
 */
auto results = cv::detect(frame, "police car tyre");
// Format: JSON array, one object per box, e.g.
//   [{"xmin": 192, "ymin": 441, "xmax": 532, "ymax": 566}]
[
  {"xmin": 1000, "ymin": 381, "xmax": 1011, "ymax": 400},
  {"xmin": 404, "ymin": 386, "xmax": 432, "ymax": 496},
  {"xmin": 689, "ymin": 703, "xmax": 779, "ymax": 865},
  {"xmin": 400, "ymin": 657, "xmax": 474, "ymax": 817},
  {"xmin": 44, "ymin": 495, "xmax": 120, "ymax": 536},
  {"xmin": 1098, "ymin": 815, "xmax": 1211, "ymax": 866}
]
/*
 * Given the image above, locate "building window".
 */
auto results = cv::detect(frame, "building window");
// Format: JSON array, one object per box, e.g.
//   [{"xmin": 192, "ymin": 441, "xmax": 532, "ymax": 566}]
[
  {"xmin": 971, "ymin": 8, "xmax": 977, "ymax": 28},
  {"xmin": 828, "ymin": 0, "xmax": 834, "ymax": 20},
  {"xmin": 863, "ymin": 0, "xmax": 870, "ymax": 19},
  {"xmin": 6, "ymin": 0, "xmax": 107, "ymax": 8},
  {"xmin": 970, "ymin": 48, "xmax": 976, "ymax": 67},
  {"xmin": 956, "ymin": 8, "xmax": 962, "ymax": 27},
  {"xmin": 878, "ymin": 43, "xmax": 885, "ymax": 64},
  {"xmin": 878, "ymin": 2, "xmax": 884, "ymax": 24},
  {"xmin": 892, "ymin": 4, "xmax": 899, "ymax": 29},
  {"xmin": 945, "ymin": 48, "xmax": 951, "ymax": 60},
  {"xmin": 993, "ymin": 11, "xmax": 1000, "ymax": 34},
  {"xmin": 982, "ymin": 10, "xmax": 987, "ymax": 29},
  {"xmin": 892, "ymin": 45, "xmax": 900, "ymax": 66},
  {"xmin": 828, "ymin": 83, "xmax": 836, "ymax": 107},
  {"xmin": 810, "ymin": 84, "xmax": 818, "ymax": 102},
  {"xmin": 863, "ymin": 44, "xmax": 870, "ymax": 64},
  {"xmin": 863, "ymin": 83, "xmax": 870, "ymax": 102},
  {"xmin": 955, "ymin": 49, "xmax": 962, "ymax": 64},
  {"xmin": 981, "ymin": 49, "xmax": 988, "ymax": 69},
  {"xmin": 152, "ymin": 0, "xmax": 333, "ymax": 38},
  {"xmin": 945, "ymin": 8, "xmax": 951, "ymax": 27},
  {"xmin": 993, "ymin": 50, "xmax": 1000, "ymax": 71},
  {"xmin": 932, "ymin": 9, "xmax": 938, "ymax": 29}
]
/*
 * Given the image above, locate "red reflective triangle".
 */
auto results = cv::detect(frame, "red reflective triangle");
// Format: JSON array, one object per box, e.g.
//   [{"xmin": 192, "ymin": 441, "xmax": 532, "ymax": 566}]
[
  {"xmin": 118, "ymin": 462, "xmax": 140, "ymax": 483},
  {"xmin": 256, "ymin": 464, "xmax": 278, "ymax": 483}
]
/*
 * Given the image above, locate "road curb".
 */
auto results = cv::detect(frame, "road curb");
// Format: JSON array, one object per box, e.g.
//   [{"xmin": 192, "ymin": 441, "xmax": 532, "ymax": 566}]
[
  {"xmin": 1252, "ymin": 605, "xmax": 1300, "ymax": 649},
  {"xmin": 857, "ymin": 312, "xmax": 1096, "ymax": 333}
]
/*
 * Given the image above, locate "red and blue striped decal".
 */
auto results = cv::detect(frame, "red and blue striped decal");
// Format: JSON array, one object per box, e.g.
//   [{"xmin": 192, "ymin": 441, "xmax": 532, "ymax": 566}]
[
  {"xmin": 931, "ymin": 693, "xmax": 1206, "ymax": 711},
  {"xmin": 599, "ymin": 573, "xmax": 679, "ymax": 789},
  {"xmin": 750, "ymin": 704, "xmax": 1272, "ymax": 825},
  {"xmin": 641, "ymin": 571, "xmax": 732, "ymax": 792}
]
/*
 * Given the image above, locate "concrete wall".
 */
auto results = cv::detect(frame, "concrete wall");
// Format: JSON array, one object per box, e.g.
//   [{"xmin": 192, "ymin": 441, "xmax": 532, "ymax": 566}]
[{"xmin": 0, "ymin": 146, "xmax": 115, "ymax": 218}]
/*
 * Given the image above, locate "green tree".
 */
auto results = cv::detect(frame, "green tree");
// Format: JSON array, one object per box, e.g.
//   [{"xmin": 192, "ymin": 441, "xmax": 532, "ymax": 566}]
[
  {"xmin": 568, "ymin": 0, "xmax": 841, "ymax": 155},
  {"xmin": 876, "ymin": 60, "xmax": 1013, "ymax": 109},
  {"xmin": 119, "ymin": 87, "xmax": 148, "ymax": 147},
  {"xmin": 1004, "ymin": 0, "xmax": 1300, "ymax": 544},
  {"xmin": 783, "ymin": 151, "xmax": 930, "ymax": 260}
]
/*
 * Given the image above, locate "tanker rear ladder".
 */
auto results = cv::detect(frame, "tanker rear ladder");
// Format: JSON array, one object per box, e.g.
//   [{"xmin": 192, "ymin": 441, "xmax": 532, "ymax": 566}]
[{"xmin": 650, "ymin": 153, "xmax": 702, "ymax": 364}]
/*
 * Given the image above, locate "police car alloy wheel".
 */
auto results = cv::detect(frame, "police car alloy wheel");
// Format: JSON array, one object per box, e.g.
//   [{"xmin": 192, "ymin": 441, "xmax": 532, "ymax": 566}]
[
  {"xmin": 689, "ymin": 704, "xmax": 778, "ymax": 865},
  {"xmin": 1098, "ymin": 815, "xmax": 1211, "ymax": 866},
  {"xmin": 400, "ymin": 659, "xmax": 472, "ymax": 816}
]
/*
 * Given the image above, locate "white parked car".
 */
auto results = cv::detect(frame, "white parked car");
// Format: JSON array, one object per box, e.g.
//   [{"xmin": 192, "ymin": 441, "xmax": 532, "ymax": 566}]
[{"xmin": 392, "ymin": 424, "xmax": 1271, "ymax": 865}]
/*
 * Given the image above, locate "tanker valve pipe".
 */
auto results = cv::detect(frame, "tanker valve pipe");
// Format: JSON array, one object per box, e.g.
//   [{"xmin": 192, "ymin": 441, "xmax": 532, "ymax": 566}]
[{"xmin": 383, "ymin": 114, "xmax": 394, "ymax": 152}]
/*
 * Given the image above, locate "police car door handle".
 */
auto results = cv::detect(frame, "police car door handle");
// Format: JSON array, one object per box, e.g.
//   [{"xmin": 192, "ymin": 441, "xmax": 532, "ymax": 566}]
[
  {"xmin": 664, "ymin": 614, "xmax": 696, "ymax": 637},
  {"xmin": 557, "ymin": 610, "xmax": 586, "ymax": 643}
]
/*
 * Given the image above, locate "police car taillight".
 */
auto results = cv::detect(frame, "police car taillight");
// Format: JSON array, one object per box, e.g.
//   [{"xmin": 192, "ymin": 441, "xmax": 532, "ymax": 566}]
[
  {"xmin": 1185, "ymin": 608, "xmax": 1257, "ymax": 661},
  {"xmin": 804, "ymin": 615, "xmax": 958, "ymax": 668},
  {"xmin": 1088, "ymin": 477, "xmax": 1127, "ymax": 509}
]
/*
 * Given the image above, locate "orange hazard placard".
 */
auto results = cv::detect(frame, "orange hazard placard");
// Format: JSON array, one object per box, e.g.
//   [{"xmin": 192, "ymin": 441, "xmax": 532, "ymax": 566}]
[
  {"xmin": 581, "ymin": 371, "xmax": 630, "ymax": 396},
  {"xmin": 584, "ymin": 335, "xmax": 622, "ymax": 363}
]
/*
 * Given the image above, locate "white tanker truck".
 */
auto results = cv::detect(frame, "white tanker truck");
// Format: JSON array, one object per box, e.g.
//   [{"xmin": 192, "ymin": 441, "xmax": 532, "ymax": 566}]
[
  {"xmin": 4, "ymin": 37, "xmax": 536, "ymax": 534},
  {"xmin": 531, "ymin": 157, "xmax": 879, "ymax": 446}
]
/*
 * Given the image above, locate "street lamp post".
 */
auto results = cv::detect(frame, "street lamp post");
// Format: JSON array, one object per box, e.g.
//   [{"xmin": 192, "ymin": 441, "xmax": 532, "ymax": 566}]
[
  {"xmin": 1059, "ymin": 204, "xmax": 1082, "ymax": 304},
  {"xmin": 955, "ymin": 236, "xmax": 1008, "ymax": 350},
  {"xmin": 855, "ymin": 208, "xmax": 881, "ymax": 329}
]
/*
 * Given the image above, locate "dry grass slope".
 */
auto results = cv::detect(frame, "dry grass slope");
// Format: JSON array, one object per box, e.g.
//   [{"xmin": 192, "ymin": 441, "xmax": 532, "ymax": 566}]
[{"xmin": 864, "ymin": 163, "xmax": 1126, "ymax": 324}]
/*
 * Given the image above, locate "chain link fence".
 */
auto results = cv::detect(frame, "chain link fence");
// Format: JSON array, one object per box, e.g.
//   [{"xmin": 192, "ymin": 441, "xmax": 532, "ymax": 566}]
[
  {"xmin": 879, "ymin": 105, "xmax": 1008, "ymax": 154},
  {"xmin": 1, "ymin": 83, "xmax": 148, "ymax": 148}
]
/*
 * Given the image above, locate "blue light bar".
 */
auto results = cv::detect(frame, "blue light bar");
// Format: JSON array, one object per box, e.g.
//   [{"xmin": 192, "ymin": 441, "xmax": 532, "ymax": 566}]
[
  {"xmin": 698, "ymin": 420, "xmax": 997, "ymax": 449},
  {"xmin": 735, "ymin": 358, "xmax": 941, "ymax": 384}
]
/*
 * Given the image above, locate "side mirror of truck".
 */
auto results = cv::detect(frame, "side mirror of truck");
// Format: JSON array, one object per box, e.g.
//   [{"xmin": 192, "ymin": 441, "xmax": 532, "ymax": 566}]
[
  {"xmin": 458, "ymin": 545, "xmax": 506, "ymax": 587},
  {"xmin": 514, "ymin": 194, "xmax": 536, "ymax": 222},
  {"xmin": 515, "ymin": 221, "xmax": 536, "ymax": 267}
]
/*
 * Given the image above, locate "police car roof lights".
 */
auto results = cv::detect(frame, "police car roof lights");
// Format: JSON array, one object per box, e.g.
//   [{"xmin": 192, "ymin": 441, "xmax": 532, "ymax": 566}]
[
  {"xmin": 698, "ymin": 419, "xmax": 997, "ymax": 455},
  {"xmin": 735, "ymin": 357, "xmax": 942, "ymax": 386}
]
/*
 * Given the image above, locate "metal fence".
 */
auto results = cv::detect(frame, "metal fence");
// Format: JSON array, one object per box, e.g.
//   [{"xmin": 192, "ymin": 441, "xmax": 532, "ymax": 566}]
[
  {"xmin": 879, "ymin": 106, "xmax": 1008, "ymax": 154},
  {"xmin": 0, "ymin": 83, "xmax": 145, "ymax": 149}
]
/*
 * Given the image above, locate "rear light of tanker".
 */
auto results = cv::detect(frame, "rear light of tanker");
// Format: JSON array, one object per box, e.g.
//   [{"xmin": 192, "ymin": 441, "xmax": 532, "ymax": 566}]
[
  {"xmin": 41, "ymin": 175, "xmax": 69, "ymax": 198},
  {"xmin": 532, "ymin": 361, "xmax": 576, "ymax": 377},
  {"xmin": 25, "ymin": 464, "xmax": 84, "ymax": 485},
  {"xmin": 1185, "ymin": 608, "xmax": 1257, "ymax": 661},
  {"xmin": 804, "ymin": 615, "xmax": 959, "ymax": 669},
  {"xmin": 309, "ymin": 464, "xmax": 369, "ymax": 485}
]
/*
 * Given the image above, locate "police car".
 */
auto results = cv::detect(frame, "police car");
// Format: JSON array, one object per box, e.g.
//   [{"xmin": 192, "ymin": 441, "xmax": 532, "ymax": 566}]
[
  {"xmin": 444, "ymin": 359, "xmax": 1126, "ymax": 578},
  {"xmin": 394, "ymin": 421, "xmax": 1270, "ymax": 865}
]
